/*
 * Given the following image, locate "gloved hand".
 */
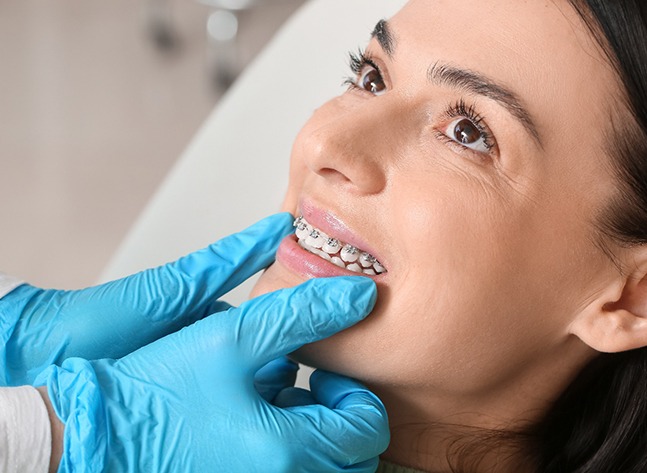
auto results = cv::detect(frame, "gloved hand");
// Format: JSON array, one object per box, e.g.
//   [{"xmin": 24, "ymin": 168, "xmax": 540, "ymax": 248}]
[
  {"xmin": 36, "ymin": 277, "xmax": 389, "ymax": 473},
  {"xmin": 0, "ymin": 213, "xmax": 294, "ymax": 386}
]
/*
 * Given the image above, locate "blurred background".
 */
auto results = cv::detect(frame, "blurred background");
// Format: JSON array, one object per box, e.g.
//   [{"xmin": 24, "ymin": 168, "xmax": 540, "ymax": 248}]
[{"xmin": 0, "ymin": 0, "xmax": 304, "ymax": 289}]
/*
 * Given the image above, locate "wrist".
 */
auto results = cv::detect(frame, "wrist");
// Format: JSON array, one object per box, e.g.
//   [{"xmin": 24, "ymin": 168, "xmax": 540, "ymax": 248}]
[
  {"xmin": 34, "ymin": 360, "xmax": 108, "ymax": 473},
  {"xmin": 37, "ymin": 386, "xmax": 63, "ymax": 473}
]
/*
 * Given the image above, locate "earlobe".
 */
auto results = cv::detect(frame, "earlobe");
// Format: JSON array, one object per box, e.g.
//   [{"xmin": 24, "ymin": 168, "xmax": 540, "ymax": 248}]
[
  {"xmin": 571, "ymin": 307, "xmax": 647, "ymax": 353},
  {"xmin": 570, "ymin": 255, "xmax": 647, "ymax": 353}
]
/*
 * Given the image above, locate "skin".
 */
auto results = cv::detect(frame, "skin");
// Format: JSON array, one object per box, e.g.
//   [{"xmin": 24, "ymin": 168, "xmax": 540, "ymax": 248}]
[
  {"xmin": 250, "ymin": 0, "xmax": 647, "ymax": 471},
  {"xmin": 37, "ymin": 386, "xmax": 62, "ymax": 473}
]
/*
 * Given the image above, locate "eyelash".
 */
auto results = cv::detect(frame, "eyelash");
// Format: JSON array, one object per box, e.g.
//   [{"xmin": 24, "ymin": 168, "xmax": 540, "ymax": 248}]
[
  {"xmin": 439, "ymin": 99, "xmax": 496, "ymax": 153},
  {"xmin": 342, "ymin": 49, "xmax": 382, "ymax": 91},
  {"xmin": 343, "ymin": 48, "xmax": 496, "ymax": 157}
]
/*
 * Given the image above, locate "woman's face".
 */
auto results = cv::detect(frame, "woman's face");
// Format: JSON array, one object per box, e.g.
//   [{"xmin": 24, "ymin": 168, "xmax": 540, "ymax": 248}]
[{"xmin": 251, "ymin": 0, "xmax": 620, "ymax": 409}]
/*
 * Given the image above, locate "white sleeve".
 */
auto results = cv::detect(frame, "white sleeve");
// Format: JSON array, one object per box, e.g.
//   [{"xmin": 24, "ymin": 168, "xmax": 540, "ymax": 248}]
[
  {"xmin": 0, "ymin": 273, "xmax": 24, "ymax": 300},
  {"xmin": 0, "ymin": 386, "xmax": 51, "ymax": 473}
]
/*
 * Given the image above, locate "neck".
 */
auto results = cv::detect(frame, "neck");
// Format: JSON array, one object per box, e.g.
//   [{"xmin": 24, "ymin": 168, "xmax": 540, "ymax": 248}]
[
  {"xmin": 376, "ymin": 387, "xmax": 535, "ymax": 473},
  {"xmin": 371, "ymin": 337, "xmax": 595, "ymax": 472}
]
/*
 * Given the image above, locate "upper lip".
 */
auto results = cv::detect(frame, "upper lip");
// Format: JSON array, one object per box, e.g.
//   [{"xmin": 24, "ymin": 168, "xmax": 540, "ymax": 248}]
[{"xmin": 298, "ymin": 197, "xmax": 386, "ymax": 267}]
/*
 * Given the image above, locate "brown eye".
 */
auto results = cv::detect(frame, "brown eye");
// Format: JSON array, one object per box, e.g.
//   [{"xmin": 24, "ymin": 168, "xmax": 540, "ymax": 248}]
[
  {"xmin": 444, "ymin": 117, "xmax": 492, "ymax": 153},
  {"xmin": 453, "ymin": 119, "xmax": 480, "ymax": 144},
  {"xmin": 360, "ymin": 67, "xmax": 386, "ymax": 95}
]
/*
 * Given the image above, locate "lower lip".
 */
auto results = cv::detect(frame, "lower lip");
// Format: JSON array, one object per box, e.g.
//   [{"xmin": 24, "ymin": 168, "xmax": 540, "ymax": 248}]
[{"xmin": 276, "ymin": 235, "xmax": 383, "ymax": 280}]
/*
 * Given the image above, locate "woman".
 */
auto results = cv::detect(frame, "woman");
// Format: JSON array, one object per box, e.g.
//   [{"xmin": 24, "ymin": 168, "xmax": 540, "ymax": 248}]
[{"xmin": 250, "ymin": 0, "xmax": 647, "ymax": 471}]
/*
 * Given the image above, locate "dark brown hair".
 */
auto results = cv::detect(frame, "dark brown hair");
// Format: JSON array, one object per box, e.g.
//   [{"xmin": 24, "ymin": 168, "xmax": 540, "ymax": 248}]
[{"xmin": 531, "ymin": 2, "xmax": 647, "ymax": 472}]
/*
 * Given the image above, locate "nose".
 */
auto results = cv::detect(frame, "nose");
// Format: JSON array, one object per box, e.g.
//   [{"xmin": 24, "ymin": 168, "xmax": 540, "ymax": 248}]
[{"xmin": 300, "ymin": 98, "xmax": 397, "ymax": 195}]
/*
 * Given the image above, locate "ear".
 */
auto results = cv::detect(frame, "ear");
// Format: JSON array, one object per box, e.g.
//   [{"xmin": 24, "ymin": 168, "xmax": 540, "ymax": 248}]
[{"xmin": 570, "ymin": 249, "xmax": 647, "ymax": 353}]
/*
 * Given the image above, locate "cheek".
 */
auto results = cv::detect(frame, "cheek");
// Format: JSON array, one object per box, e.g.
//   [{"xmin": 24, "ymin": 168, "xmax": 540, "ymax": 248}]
[
  {"xmin": 293, "ymin": 183, "xmax": 517, "ymax": 388},
  {"xmin": 294, "ymin": 176, "xmax": 594, "ymax": 393},
  {"xmin": 293, "ymin": 255, "xmax": 561, "ymax": 397}
]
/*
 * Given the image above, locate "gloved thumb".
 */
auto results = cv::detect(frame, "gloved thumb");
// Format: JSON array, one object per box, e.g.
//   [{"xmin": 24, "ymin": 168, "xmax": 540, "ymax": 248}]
[
  {"xmin": 238, "ymin": 276, "xmax": 376, "ymax": 369},
  {"xmin": 254, "ymin": 357, "xmax": 299, "ymax": 402},
  {"xmin": 202, "ymin": 276, "xmax": 377, "ymax": 372}
]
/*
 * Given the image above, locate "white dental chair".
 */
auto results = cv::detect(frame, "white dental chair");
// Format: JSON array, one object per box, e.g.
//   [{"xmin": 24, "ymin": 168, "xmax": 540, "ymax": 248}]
[{"xmin": 100, "ymin": 0, "xmax": 407, "ymax": 386}]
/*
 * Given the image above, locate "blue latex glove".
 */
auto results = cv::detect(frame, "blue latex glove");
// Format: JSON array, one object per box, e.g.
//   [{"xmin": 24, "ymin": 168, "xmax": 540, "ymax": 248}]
[
  {"xmin": 0, "ymin": 213, "xmax": 294, "ymax": 386},
  {"xmin": 36, "ymin": 277, "xmax": 389, "ymax": 472}
]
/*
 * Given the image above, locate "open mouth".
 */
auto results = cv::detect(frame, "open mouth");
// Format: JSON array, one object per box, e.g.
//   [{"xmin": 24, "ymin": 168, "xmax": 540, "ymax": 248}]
[{"xmin": 293, "ymin": 216, "xmax": 387, "ymax": 275}]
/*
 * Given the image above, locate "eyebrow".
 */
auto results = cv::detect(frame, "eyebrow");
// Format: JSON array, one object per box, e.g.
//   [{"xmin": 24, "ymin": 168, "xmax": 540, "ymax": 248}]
[
  {"xmin": 371, "ymin": 19, "xmax": 395, "ymax": 58},
  {"xmin": 371, "ymin": 19, "xmax": 543, "ymax": 148},
  {"xmin": 429, "ymin": 63, "xmax": 542, "ymax": 147}
]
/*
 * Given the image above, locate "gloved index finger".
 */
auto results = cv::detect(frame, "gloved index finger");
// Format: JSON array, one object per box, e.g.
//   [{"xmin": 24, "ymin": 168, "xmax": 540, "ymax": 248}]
[
  {"xmin": 284, "ymin": 370, "xmax": 390, "ymax": 467},
  {"xmin": 308, "ymin": 370, "xmax": 384, "ymax": 412},
  {"xmin": 67, "ymin": 213, "xmax": 294, "ymax": 356}
]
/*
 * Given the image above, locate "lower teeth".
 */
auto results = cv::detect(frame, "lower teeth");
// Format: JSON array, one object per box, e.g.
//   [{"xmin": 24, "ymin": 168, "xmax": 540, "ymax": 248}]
[{"xmin": 293, "ymin": 216, "xmax": 386, "ymax": 274}]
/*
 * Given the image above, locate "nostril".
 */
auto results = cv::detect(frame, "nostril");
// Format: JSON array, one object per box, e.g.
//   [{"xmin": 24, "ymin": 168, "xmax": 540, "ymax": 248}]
[
  {"xmin": 317, "ymin": 167, "xmax": 352, "ymax": 183},
  {"xmin": 315, "ymin": 165, "xmax": 386, "ymax": 195}
]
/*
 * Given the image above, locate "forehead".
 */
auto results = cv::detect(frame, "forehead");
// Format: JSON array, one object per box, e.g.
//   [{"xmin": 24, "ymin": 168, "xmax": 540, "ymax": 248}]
[
  {"xmin": 394, "ymin": 0, "xmax": 602, "ymax": 75},
  {"xmin": 390, "ymin": 0, "xmax": 619, "ymax": 149}
]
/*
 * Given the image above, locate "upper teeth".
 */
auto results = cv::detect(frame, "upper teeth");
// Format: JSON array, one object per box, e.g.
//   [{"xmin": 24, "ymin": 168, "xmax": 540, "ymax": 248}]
[
  {"xmin": 323, "ymin": 238, "xmax": 340, "ymax": 254},
  {"xmin": 293, "ymin": 216, "xmax": 387, "ymax": 275}
]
